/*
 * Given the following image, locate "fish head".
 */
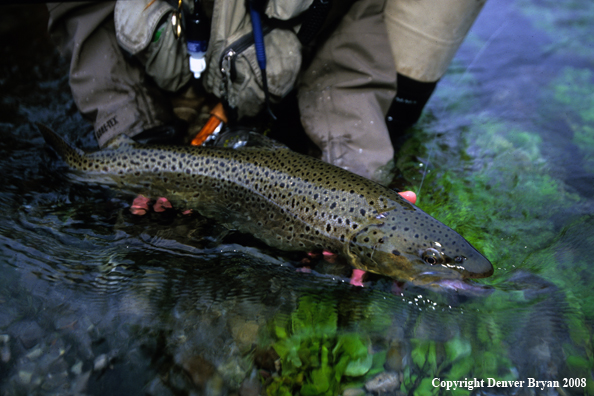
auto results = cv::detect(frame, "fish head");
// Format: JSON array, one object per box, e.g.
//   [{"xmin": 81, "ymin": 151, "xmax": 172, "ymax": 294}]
[{"xmin": 347, "ymin": 206, "xmax": 493, "ymax": 282}]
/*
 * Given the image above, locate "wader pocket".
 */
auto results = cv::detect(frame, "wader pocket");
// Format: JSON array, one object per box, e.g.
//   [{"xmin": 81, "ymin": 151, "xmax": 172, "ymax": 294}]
[{"xmin": 205, "ymin": 26, "xmax": 302, "ymax": 119}]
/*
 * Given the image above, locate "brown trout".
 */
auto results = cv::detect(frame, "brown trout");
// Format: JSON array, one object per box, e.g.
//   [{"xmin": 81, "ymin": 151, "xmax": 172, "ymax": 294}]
[{"xmin": 38, "ymin": 125, "xmax": 493, "ymax": 283}]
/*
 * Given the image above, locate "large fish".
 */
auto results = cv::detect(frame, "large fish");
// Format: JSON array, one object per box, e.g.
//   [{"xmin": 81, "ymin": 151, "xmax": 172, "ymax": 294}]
[{"xmin": 38, "ymin": 125, "xmax": 493, "ymax": 283}]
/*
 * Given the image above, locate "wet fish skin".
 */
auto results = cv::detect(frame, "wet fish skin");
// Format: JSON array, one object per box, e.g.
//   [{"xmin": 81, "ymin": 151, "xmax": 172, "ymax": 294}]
[{"xmin": 38, "ymin": 125, "xmax": 493, "ymax": 282}]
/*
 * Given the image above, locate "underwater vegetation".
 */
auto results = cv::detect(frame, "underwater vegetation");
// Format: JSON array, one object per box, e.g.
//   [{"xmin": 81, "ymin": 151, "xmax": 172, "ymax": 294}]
[{"xmin": 264, "ymin": 295, "xmax": 388, "ymax": 396}]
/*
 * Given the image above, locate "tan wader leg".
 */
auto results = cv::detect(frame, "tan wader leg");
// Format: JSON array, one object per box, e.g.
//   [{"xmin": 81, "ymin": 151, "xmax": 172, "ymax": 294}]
[
  {"xmin": 47, "ymin": 2, "xmax": 174, "ymax": 147},
  {"xmin": 297, "ymin": 0, "xmax": 397, "ymax": 184},
  {"xmin": 384, "ymin": 0, "xmax": 486, "ymax": 83}
]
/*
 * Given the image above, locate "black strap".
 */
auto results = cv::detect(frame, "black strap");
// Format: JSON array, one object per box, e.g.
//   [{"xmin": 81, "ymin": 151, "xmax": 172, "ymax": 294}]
[{"xmin": 297, "ymin": 0, "xmax": 332, "ymax": 45}]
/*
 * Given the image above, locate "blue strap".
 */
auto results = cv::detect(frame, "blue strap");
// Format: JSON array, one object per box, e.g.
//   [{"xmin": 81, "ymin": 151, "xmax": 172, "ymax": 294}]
[{"xmin": 248, "ymin": 0, "xmax": 276, "ymax": 119}]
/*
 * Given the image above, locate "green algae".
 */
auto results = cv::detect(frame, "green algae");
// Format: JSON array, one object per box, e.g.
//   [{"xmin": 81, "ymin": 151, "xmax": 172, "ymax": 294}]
[{"xmin": 265, "ymin": 295, "xmax": 387, "ymax": 396}]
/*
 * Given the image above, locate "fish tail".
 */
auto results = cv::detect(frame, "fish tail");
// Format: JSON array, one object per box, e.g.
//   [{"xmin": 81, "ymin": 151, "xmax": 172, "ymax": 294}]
[{"xmin": 37, "ymin": 124, "xmax": 86, "ymax": 168}]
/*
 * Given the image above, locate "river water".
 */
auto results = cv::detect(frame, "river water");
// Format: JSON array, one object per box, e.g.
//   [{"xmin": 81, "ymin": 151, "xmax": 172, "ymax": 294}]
[{"xmin": 0, "ymin": 0, "xmax": 593, "ymax": 395}]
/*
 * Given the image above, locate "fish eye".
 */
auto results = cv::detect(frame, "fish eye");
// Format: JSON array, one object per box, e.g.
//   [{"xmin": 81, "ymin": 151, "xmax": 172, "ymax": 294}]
[{"xmin": 422, "ymin": 248, "xmax": 443, "ymax": 265}]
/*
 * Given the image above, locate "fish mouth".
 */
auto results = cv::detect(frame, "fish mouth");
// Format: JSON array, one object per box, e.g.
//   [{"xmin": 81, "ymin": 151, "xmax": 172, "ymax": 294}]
[
  {"xmin": 413, "ymin": 268, "xmax": 464, "ymax": 284},
  {"xmin": 428, "ymin": 279, "xmax": 493, "ymax": 295},
  {"xmin": 410, "ymin": 274, "xmax": 493, "ymax": 295}
]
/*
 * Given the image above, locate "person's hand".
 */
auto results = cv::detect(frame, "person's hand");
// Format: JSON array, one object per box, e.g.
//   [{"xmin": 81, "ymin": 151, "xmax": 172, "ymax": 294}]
[
  {"xmin": 130, "ymin": 196, "xmax": 173, "ymax": 215},
  {"xmin": 398, "ymin": 190, "xmax": 416, "ymax": 204}
]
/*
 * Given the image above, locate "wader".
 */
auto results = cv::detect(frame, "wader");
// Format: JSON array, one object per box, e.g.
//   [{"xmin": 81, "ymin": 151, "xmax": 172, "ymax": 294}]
[
  {"xmin": 298, "ymin": 0, "xmax": 486, "ymax": 183},
  {"xmin": 47, "ymin": 1, "xmax": 192, "ymax": 147}
]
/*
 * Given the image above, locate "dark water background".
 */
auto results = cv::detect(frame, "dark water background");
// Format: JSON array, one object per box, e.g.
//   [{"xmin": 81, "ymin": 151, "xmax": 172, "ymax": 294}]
[{"xmin": 1, "ymin": 0, "xmax": 593, "ymax": 395}]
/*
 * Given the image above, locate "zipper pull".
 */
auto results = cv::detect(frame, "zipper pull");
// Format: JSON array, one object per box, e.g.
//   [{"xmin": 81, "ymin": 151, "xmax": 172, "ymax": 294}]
[{"xmin": 171, "ymin": 0, "xmax": 183, "ymax": 39}]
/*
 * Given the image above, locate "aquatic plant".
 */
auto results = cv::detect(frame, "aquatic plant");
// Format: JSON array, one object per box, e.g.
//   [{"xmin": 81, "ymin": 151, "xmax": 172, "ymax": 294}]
[
  {"xmin": 400, "ymin": 336, "xmax": 516, "ymax": 396},
  {"xmin": 265, "ymin": 295, "xmax": 387, "ymax": 396}
]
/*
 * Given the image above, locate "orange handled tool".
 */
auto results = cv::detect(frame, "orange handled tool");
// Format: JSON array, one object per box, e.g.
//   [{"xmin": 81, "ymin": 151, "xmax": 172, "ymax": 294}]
[{"xmin": 191, "ymin": 103, "xmax": 227, "ymax": 146}]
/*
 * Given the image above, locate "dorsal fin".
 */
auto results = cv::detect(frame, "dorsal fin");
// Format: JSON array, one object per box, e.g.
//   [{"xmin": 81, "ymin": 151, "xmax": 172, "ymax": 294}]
[{"xmin": 212, "ymin": 129, "xmax": 289, "ymax": 150}]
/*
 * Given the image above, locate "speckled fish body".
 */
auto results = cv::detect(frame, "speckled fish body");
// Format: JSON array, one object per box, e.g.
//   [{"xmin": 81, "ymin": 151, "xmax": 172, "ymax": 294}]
[{"xmin": 39, "ymin": 125, "xmax": 493, "ymax": 282}]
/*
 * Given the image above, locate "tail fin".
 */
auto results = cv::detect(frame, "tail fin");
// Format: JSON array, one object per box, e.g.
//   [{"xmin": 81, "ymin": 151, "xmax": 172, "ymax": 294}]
[{"xmin": 36, "ymin": 124, "xmax": 86, "ymax": 168}]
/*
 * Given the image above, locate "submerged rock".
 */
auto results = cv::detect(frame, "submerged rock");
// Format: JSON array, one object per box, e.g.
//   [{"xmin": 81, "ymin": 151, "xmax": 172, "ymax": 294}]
[
  {"xmin": 10, "ymin": 320, "xmax": 43, "ymax": 349},
  {"xmin": 365, "ymin": 371, "xmax": 400, "ymax": 393}
]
